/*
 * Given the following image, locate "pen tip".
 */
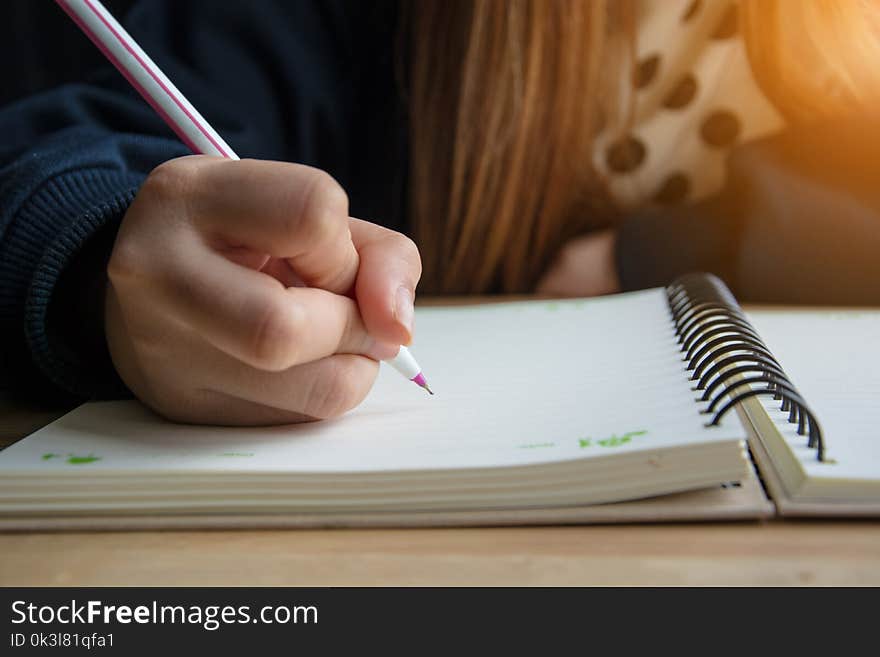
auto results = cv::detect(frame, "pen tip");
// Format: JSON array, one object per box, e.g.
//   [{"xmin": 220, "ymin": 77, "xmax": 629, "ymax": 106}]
[{"xmin": 412, "ymin": 372, "xmax": 433, "ymax": 395}]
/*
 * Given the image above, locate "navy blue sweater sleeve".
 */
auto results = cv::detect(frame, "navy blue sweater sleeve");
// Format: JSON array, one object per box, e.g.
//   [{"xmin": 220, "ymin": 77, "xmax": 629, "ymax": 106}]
[
  {"xmin": 0, "ymin": 0, "xmax": 389, "ymax": 403},
  {"xmin": 0, "ymin": 90, "xmax": 188, "ymax": 401}
]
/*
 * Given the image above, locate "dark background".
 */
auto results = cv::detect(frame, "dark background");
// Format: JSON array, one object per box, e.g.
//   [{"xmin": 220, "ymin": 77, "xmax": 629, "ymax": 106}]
[{"xmin": 0, "ymin": 0, "xmax": 135, "ymax": 107}]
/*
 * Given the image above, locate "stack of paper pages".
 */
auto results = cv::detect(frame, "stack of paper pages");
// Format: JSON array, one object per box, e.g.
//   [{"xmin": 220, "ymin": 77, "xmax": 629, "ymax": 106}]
[{"xmin": 0, "ymin": 290, "xmax": 752, "ymax": 524}]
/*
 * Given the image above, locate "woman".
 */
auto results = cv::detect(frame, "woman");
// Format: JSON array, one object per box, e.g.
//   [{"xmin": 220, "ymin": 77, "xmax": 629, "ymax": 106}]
[{"xmin": 1, "ymin": 0, "xmax": 878, "ymax": 424}]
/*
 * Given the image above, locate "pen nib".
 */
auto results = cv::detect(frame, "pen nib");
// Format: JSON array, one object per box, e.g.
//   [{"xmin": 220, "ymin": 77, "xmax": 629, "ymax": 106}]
[{"xmin": 412, "ymin": 373, "xmax": 434, "ymax": 395}]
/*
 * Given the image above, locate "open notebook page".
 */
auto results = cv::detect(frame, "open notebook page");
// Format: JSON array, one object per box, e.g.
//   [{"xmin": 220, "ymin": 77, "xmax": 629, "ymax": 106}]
[
  {"xmin": 748, "ymin": 309, "xmax": 880, "ymax": 487},
  {"xmin": 0, "ymin": 289, "xmax": 745, "ymax": 476}
]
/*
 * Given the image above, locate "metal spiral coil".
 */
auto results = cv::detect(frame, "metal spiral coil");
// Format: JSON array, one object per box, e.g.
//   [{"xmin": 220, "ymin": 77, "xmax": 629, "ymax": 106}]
[{"xmin": 666, "ymin": 273, "xmax": 825, "ymax": 462}]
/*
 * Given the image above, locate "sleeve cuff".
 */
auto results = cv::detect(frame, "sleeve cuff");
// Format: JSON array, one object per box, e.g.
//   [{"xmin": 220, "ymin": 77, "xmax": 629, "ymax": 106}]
[{"xmin": 17, "ymin": 168, "xmax": 145, "ymax": 399}]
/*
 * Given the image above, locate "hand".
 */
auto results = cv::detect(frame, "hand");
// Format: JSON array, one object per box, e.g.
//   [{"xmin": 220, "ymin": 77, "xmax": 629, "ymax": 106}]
[
  {"xmin": 105, "ymin": 156, "xmax": 421, "ymax": 425},
  {"xmin": 535, "ymin": 229, "xmax": 621, "ymax": 297}
]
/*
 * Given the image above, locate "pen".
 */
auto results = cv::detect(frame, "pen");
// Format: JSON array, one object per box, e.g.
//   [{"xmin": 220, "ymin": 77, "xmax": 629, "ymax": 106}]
[{"xmin": 55, "ymin": 0, "xmax": 433, "ymax": 395}]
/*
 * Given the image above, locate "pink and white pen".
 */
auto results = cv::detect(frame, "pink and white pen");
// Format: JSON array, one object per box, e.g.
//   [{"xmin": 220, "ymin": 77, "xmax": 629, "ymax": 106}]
[
  {"xmin": 56, "ymin": 0, "xmax": 433, "ymax": 395},
  {"xmin": 386, "ymin": 348, "xmax": 433, "ymax": 395}
]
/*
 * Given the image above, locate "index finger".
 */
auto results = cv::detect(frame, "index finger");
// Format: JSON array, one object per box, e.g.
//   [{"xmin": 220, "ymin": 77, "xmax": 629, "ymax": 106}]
[
  {"xmin": 164, "ymin": 243, "xmax": 398, "ymax": 371},
  {"xmin": 175, "ymin": 157, "xmax": 359, "ymax": 294}
]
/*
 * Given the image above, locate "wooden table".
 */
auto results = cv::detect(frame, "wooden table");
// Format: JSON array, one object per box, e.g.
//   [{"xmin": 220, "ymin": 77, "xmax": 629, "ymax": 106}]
[
  {"xmin": 3, "ymin": 393, "xmax": 879, "ymax": 587},
  {"xmin": 3, "ymin": 518, "xmax": 880, "ymax": 586},
  {"xmin": 2, "ymin": 299, "xmax": 879, "ymax": 587}
]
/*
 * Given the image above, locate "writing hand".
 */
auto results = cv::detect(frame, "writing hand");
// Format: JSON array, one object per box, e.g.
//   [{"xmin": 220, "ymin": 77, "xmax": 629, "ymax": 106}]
[{"xmin": 105, "ymin": 156, "xmax": 421, "ymax": 424}]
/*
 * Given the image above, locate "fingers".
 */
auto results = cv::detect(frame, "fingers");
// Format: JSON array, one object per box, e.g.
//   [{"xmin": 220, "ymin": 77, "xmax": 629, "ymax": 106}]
[
  {"xmin": 350, "ymin": 218, "xmax": 423, "ymax": 345},
  {"xmin": 157, "ymin": 236, "xmax": 398, "ymax": 371},
  {"xmin": 147, "ymin": 156, "xmax": 360, "ymax": 294},
  {"xmin": 109, "ymin": 156, "xmax": 404, "ymax": 428},
  {"xmin": 140, "ymin": 157, "xmax": 426, "ymax": 346}
]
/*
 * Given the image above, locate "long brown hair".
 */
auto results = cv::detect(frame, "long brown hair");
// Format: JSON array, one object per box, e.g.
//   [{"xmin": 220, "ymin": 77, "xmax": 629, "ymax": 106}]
[{"xmin": 408, "ymin": 0, "xmax": 880, "ymax": 295}]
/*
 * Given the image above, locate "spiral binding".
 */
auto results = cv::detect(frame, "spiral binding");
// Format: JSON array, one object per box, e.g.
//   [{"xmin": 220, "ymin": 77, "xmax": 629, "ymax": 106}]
[{"xmin": 666, "ymin": 273, "xmax": 825, "ymax": 462}]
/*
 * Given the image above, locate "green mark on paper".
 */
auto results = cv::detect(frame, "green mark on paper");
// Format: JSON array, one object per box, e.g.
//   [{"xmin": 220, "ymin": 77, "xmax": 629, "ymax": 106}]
[
  {"xmin": 598, "ymin": 435, "xmax": 631, "ymax": 448},
  {"xmin": 518, "ymin": 442, "xmax": 555, "ymax": 449},
  {"xmin": 219, "ymin": 452, "xmax": 255, "ymax": 457},
  {"xmin": 65, "ymin": 454, "xmax": 101, "ymax": 465},
  {"xmin": 41, "ymin": 452, "xmax": 101, "ymax": 464},
  {"xmin": 546, "ymin": 302, "xmax": 560, "ymax": 312},
  {"xmin": 599, "ymin": 429, "xmax": 648, "ymax": 448},
  {"xmin": 579, "ymin": 430, "xmax": 648, "ymax": 449}
]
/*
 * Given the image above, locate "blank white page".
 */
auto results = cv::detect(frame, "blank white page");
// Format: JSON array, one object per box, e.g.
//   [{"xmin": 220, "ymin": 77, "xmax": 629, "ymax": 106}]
[
  {"xmin": 748, "ymin": 309, "xmax": 880, "ymax": 482},
  {"xmin": 0, "ymin": 290, "xmax": 744, "ymax": 476}
]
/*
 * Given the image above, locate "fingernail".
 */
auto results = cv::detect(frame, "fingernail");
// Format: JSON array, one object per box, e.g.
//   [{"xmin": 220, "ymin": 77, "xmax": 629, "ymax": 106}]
[{"xmin": 394, "ymin": 286, "xmax": 414, "ymax": 340}]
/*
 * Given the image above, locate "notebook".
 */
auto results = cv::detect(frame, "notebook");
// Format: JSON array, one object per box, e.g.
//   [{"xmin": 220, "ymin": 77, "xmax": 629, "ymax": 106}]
[
  {"xmin": 0, "ymin": 272, "xmax": 875, "ymax": 530},
  {"xmin": 737, "ymin": 309, "xmax": 880, "ymax": 516}
]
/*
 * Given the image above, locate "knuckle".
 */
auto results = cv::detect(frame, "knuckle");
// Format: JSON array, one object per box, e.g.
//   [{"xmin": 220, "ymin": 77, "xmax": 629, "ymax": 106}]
[
  {"xmin": 112, "ymin": 157, "xmax": 211, "ymax": 284},
  {"xmin": 391, "ymin": 233, "xmax": 422, "ymax": 278},
  {"xmin": 249, "ymin": 296, "xmax": 304, "ymax": 370},
  {"xmin": 299, "ymin": 169, "xmax": 349, "ymax": 244},
  {"xmin": 141, "ymin": 157, "xmax": 199, "ymax": 205},
  {"xmin": 304, "ymin": 359, "xmax": 368, "ymax": 419}
]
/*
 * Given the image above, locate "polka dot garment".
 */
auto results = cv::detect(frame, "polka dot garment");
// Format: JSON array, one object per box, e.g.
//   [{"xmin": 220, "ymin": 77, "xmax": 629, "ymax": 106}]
[{"xmin": 593, "ymin": 0, "xmax": 784, "ymax": 210}]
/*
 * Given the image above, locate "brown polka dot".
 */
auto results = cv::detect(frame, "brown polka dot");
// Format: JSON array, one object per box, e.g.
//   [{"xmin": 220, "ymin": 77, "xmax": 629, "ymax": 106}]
[
  {"xmin": 682, "ymin": 0, "xmax": 702, "ymax": 22},
  {"xmin": 711, "ymin": 4, "xmax": 738, "ymax": 39},
  {"xmin": 653, "ymin": 173, "xmax": 691, "ymax": 205},
  {"xmin": 663, "ymin": 74, "xmax": 698, "ymax": 109},
  {"xmin": 606, "ymin": 136, "xmax": 647, "ymax": 174},
  {"xmin": 634, "ymin": 54, "xmax": 660, "ymax": 89},
  {"xmin": 701, "ymin": 110, "xmax": 741, "ymax": 148}
]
